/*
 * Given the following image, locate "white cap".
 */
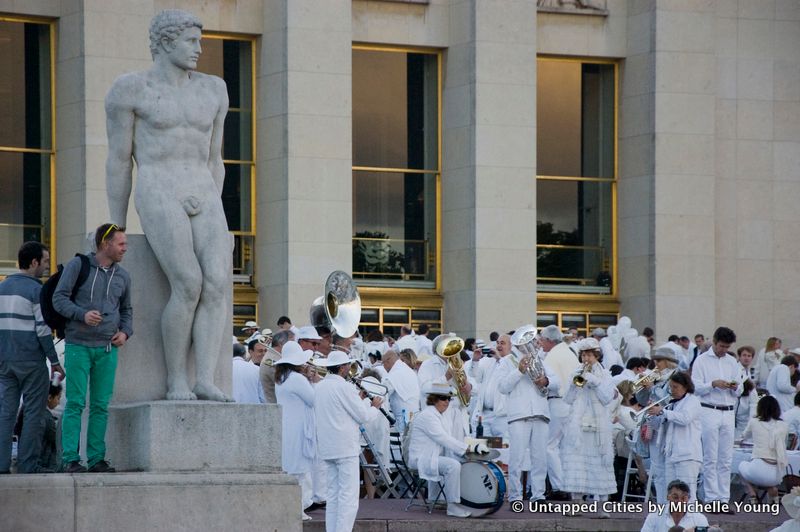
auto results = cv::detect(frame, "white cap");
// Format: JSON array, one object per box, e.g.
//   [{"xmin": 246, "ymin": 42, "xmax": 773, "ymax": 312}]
[
  {"xmin": 591, "ymin": 327, "xmax": 607, "ymax": 338},
  {"xmin": 577, "ymin": 337, "xmax": 601, "ymax": 351},
  {"xmin": 422, "ymin": 382, "xmax": 454, "ymax": 396},
  {"xmin": 789, "ymin": 347, "xmax": 800, "ymax": 357},
  {"xmin": 394, "ymin": 335, "xmax": 417, "ymax": 353},
  {"xmin": 261, "ymin": 328, "xmax": 273, "ymax": 337},
  {"xmin": 241, "ymin": 320, "xmax": 259, "ymax": 331},
  {"xmin": 297, "ymin": 325, "xmax": 322, "ymax": 341},
  {"xmin": 313, "ymin": 350, "xmax": 352, "ymax": 367},
  {"xmin": 274, "ymin": 341, "xmax": 313, "ymax": 366}
]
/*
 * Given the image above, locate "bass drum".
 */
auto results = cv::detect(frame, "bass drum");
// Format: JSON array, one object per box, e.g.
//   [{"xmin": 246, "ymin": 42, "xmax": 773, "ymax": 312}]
[{"xmin": 459, "ymin": 460, "xmax": 506, "ymax": 515}]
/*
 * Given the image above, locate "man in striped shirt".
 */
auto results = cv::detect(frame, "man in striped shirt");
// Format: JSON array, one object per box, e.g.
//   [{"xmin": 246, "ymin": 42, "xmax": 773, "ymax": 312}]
[{"xmin": 0, "ymin": 241, "xmax": 64, "ymax": 473}]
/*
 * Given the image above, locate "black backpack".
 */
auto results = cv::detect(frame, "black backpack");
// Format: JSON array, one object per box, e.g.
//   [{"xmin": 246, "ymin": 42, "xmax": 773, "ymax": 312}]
[{"xmin": 40, "ymin": 254, "xmax": 90, "ymax": 339}]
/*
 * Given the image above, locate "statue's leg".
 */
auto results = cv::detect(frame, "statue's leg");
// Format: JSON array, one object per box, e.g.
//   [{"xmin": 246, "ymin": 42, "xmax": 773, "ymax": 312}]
[
  {"xmin": 139, "ymin": 198, "xmax": 203, "ymax": 400},
  {"xmin": 189, "ymin": 203, "xmax": 233, "ymax": 402}
]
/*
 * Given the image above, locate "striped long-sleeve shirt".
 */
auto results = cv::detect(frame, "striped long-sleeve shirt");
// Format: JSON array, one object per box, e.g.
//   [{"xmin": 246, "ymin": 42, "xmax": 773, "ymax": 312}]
[{"xmin": 0, "ymin": 273, "xmax": 58, "ymax": 364}]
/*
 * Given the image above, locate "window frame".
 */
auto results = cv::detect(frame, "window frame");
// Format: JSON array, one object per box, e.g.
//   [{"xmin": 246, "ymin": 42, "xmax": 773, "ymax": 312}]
[
  {"xmin": 0, "ymin": 15, "xmax": 56, "ymax": 272},
  {"xmin": 536, "ymin": 55, "xmax": 619, "ymax": 300},
  {"xmin": 351, "ymin": 43, "xmax": 443, "ymax": 294}
]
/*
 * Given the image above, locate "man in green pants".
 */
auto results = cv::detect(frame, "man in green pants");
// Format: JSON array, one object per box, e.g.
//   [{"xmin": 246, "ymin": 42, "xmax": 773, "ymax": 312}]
[{"xmin": 53, "ymin": 223, "xmax": 132, "ymax": 473}]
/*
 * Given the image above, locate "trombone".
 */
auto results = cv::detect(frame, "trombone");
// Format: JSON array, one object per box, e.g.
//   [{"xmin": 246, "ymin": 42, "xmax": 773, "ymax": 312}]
[{"xmin": 630, "ymin": 395, "xmax": 671, "ymax": 424}]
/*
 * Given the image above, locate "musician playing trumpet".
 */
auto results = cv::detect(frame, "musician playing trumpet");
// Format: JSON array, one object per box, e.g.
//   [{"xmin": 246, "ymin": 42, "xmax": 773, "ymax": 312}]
[
  {"xmin": 499, "ymin": 326, "xmax": 560, "ymax": 505},
  {"xmin": 634, "ymin": 347, "xmax": 679, "ymax": 504},
  {"xmin": 644, "ymin": 371, "xmax": 703, "ymax": 502},
  {"xmin": 562, "ymin": 338, "xmax": 618, "ymax": 517}
]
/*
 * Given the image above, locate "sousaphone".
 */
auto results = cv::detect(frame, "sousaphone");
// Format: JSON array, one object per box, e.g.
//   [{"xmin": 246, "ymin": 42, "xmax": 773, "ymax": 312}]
[{"xmin": 309, "ymin": 270, "xmax": 362, "ymax": 339}]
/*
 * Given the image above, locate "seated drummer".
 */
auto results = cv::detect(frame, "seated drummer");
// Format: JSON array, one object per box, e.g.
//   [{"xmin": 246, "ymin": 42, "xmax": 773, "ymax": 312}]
[{"xmin": 408, "ymin": 382, "xmax": 489, "ymax": 518}]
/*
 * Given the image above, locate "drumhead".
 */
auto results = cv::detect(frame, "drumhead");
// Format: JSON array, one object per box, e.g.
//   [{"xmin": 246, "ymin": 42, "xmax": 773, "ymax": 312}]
[{"xmin": 460, "ymin": 461, "xmax": 506, "ymax": 511}]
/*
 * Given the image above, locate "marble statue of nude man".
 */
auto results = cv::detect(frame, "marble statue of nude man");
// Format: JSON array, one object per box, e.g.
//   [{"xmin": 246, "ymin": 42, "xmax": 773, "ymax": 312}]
[{"xmin": 105, "ymin": 9, "xmax": 232, "ymax": 401}]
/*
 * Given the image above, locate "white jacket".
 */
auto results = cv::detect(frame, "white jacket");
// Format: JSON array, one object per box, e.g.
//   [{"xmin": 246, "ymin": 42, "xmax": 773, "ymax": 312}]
[
  {"xmin": 767, "ymin": 364, "xmax": 797, "ymax": 414},
  {"xmin": 498, "ymin": 354, "xmax": 560, "ymax": 422},
  {"xmin": 314, "ymin": 373, "xmax": 379, "ymax": 460},
  {"xmin": 408, "ymin": 405, "xmax": 468, "ymax": 481},
  {"xmin": 651, "ymin": 393, "xmax": 703, "ymax": 463},
  {"xmin": 275, "ymin": 371, "xmax": 315, "ymax": 474},
  {"xmin": 473, "ymin": 355, "xmax": 510, "ymax": 417}
]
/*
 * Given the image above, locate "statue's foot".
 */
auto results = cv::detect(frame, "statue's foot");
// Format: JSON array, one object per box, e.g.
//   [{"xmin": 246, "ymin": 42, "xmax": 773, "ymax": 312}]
[
  {"xmin": 166, "ymin": 388, "xmax": 197, "ymax": 401},
  {"xmin": 193, "ymin": 382, "xmax": 232, "ymax": 402}
]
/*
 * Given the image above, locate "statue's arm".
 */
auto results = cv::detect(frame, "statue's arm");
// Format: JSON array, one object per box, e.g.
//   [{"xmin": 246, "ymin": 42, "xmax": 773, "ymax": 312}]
[
  {"xmin": 208, "ymin": 77, "xmax": 229, "ymax": 195},
  {"xmin": 105, "ymin": 77, "xmax": 136, "ymax": 226}
]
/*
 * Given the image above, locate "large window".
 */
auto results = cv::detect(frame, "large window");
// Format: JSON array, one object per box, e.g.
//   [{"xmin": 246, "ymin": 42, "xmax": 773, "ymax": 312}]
[
  {"xmin": 537, "ymin": 58, "xmax": 616, "ymax": 295},
  {"xmin": 196, "ymin": 34, "xmax": 255, "ymax": 286},
  {"xmin": 359, "ymin": 306, "xmax": 441, "ymax": 340},
  {"xmin": 0, "ymin": 18, "xmax": 53, "ymax": 273},
  {"xmin": 352, "ymin": 46, "xmax": 440, "ymax": 289}
]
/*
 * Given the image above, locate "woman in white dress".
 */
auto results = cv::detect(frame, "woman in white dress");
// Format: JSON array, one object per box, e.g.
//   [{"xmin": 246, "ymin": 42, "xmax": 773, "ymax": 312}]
[
  {"xmin": 738, "ymin": 395, "xmax": 788, "ymax": 506},
  {"xmin": 757, "ymin": 337, "xmax": 783, "ymax": 388},
  {"xmin": 562, "ymin": 338, "xmax": 618, "ymax": 516},
  {"xmin": 274, "ymin": 341, "xmax": 317, "ymax": 521}
]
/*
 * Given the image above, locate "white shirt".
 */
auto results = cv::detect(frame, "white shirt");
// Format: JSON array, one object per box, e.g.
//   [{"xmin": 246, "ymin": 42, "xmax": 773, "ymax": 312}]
[
  {"xmin": 542, "ymin": 342, "xmax": 580, "ymax": 397},
  {"xmin": 232, "ymin": 357, "xmax": 265, "ymax": 404},
  {"xmin": 691, "ymin": 350, "xmax": 743, "ymax": 407},
  {"xmin": 384, "ymin": 360, "xmax": 420, "ymax": 421},
  {"xmin": 640, "ymin": 511, "xmax": 709, "ymax": 532},
  {"xmin": 314, "ymin": 373, "xmax": 379, "ymax": 460},
  {"xmin": 599, "ymin": 337, "xmax": 624, "ymax": 369},
  {"xmin": 275, "ymin": 371, "xmax": 315, "ymax": 474},
  {"xmin": 415, "ymin": 335, "xmax": 433, "ymax": 359},
  {"xmin": 785, "ymin": 407, "xmax": 800, "ymax": 439},
  {"xmin": 767, "ymin": 364, "xmax": 797, "ymax": 414},
  {"xmin": 498, "ymin": 354, "xmax": 560, "ymax": 422},
  {"xmin": 408, "ymin": 405, "xmax": 468, "ymax": 482}
]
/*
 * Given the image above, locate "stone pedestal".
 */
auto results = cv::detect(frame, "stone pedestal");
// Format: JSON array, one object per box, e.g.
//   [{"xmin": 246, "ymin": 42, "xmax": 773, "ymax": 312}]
[
  {"xmin": 112, "ymin": 234, "xmax": 232, "ymax": 403},
  {"xmin": 0, "ymin": 472, "xmax": 301, "ymax": 532},
  {"xmin": 106, "ymin": 401, "xmax": 282, "ymax": 472}
]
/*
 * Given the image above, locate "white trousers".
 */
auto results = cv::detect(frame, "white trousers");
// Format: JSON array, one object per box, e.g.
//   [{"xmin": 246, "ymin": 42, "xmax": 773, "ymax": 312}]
[
  {"xmin": 700, "ymin": 407, "xmax": 735, "ymax": 502},
  {"xmin": 508, "ymin": 418, "xmax": 548, "ymax": 501},
  {"xmin": 665, "ymin": 459, "xmax": 701, "ymax": 502},
  {"xmin": 738, "ymin": 458, "xmax": 782, "ymax": 488},
  {"xmin": 324, "ymin": 456, "xmax": 360, "ymax": 532},
  {"xmin": 649, "ymin": 439, "xmax": 667, "ymax": 504},
  {"xmin": 312, "ymin": 456, "xmax": 328, "ymax": 503},
  {"xmin": 546, "ymin": 399, "xmax": 569, "ymax": 491},
  {"xmin": 483, "ymin": 412, "xmax": 508, "ymax": 439},
  {"xmin": 292, "ymin": 472, "xmax": 313, "ymax": 511},
  {"xmin": 437, "ymin": 456, "xmax": 462, "ymax": 502}
]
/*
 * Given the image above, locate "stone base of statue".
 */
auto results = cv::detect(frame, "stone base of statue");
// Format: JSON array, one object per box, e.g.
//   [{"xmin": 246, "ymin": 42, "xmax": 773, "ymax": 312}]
[
  {"xmin": 106, "ymin": 401, "xmax": 282, "ymax": 472},
  {"xmin": 0, "ymin": 472, "xmax": 301, "ymax": 532}
]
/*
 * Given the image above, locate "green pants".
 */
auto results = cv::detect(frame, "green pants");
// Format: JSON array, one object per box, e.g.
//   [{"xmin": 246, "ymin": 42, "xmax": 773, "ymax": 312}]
[{"xmin": 61, "ymin": 344, "xmax": 118, "ymax": 467}]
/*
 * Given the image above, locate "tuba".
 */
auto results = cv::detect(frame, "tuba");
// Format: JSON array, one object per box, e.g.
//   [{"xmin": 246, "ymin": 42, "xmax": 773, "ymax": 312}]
[
  {"xmin": 510, "ymin": 324, "xmax": 548, "ymax": 396},
  {"xmin": 433, "ymin": 333, "xmax": 470, "ymax": 407},
  {"xmin": 309, "ymin": 270, "xmax": 362, "ymax": 340}
]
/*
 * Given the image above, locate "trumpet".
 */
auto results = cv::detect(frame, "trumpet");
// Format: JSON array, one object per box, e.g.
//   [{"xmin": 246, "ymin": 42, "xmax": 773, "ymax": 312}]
[
  {"xmin": 630, "ymin": 395, "xmax": 671, "ymax": 424},
  {"xmin": 631, "ymin": 369, "xmax": 662, "ymax": 394},
  {"xmin": 573, "ymin": 363, "xmax": 592, "ymax": 387}
]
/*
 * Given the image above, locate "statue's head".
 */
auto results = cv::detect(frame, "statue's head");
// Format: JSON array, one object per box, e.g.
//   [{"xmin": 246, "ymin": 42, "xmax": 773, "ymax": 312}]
[{"xmin": 149, "ymin": 9, "xmax": 203, "ymax": 60}]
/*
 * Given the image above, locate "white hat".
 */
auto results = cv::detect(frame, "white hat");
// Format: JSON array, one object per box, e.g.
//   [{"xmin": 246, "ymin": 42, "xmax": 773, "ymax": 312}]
[
  {"xmin": 591, "ymin": 327, "xmax": 607, "ymax": 338},
  {"xmin": 313, "ymin": 350, "xmax": 352, "ymax": 367},
  {"xmin": 274, "ymin": 341, "xmax": 313, "ymax": 366},
  {"xmin": 297, "ymin": 325, "xmax": 322, "ymax": 341},
  {"xmin": 652, "ymin": 346, "xmax": 679, "ymax": 363},
  {"xmin": 261, "ymin": 328, "xmax": 273, "ymax": 337},
  {"xmin": 394, "ymin": 335, "xmax": 417, "ymax": 353},
  {"xmin": 422, "ymin": 382, "xmax": 454, "ymax": 397},
  {"xmin": 475, "ymin": 339, "xmax": 486, "ymax": 349},
  {"xmin": 577, "ymin": 337, "xmax": 601, "ymax": 351},
  {"xmin": 782, "ymin": 487, "xmax": 800, "ymax": 520},
  {"xmin": 790, "ymin": 347, "xmax": 800, "ymax": 357},
  {"xmin": 241, "ymin": 320, "xmax": 259, "ymax": 331}
]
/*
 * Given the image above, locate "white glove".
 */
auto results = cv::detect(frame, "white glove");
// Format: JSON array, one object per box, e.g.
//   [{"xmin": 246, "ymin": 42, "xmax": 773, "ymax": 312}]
[
  {"xmin": 582, "ymin": 372, "xmax": 599, "ymax": 386},
  {"xmin": 468, "ymin": 442, "xmax": 489, "ymax": 454}
]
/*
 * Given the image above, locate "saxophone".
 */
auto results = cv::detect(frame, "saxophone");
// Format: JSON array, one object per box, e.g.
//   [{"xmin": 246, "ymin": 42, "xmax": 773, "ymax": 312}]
[{"xmin": 510, "ymin": 324, "xmax": 548, "ymax": 396}]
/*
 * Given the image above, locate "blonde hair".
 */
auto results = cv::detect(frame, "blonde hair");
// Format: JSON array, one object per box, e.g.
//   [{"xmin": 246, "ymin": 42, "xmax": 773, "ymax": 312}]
[{"xmin": 766, "ymin": 337, "xmax": 782, "ymax": 352}]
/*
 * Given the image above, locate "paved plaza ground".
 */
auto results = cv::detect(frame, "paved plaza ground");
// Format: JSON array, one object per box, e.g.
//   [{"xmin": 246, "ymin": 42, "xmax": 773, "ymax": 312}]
[{"xmin": 303, "ymin": 498, "xmax": 787, "ymax": 532}]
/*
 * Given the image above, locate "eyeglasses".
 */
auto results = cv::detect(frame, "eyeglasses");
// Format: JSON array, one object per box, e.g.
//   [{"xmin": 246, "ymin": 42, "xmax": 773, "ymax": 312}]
[{"xmin": 101, "ymin": 224, "xmax": 119, "ymax": 242}]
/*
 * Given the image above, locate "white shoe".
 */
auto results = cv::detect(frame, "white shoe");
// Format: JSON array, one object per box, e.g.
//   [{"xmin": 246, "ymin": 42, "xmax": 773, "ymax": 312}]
[
  {"xmin": 302, "ymin": 512, "xmax": 312, "ymax": 521},
  {"xmin": 446, "ymin": 503, "xmax": 472, "ymax": 518}
]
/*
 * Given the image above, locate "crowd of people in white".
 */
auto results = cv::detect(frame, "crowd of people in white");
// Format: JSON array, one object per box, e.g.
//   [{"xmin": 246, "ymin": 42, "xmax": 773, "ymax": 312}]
[{"xmin": 232, "ymin": 316, "xmax": 800, "ymax": 531}]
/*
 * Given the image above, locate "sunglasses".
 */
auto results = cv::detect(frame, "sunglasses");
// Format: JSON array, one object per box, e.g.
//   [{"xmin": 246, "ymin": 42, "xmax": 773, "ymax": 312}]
[{"xmin": 101, "ymin": 224, "xmax": 119, "ymax": 241}]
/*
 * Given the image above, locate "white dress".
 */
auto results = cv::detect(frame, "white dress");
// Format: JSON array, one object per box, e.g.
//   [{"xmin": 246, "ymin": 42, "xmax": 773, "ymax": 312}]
[
  {"xmin": 561, "ymin": 363, "xmax": 618, "ymax": 495},
  {"xmin": 275, "ymin": 371, "xmax": 316, "ymax": 474}
]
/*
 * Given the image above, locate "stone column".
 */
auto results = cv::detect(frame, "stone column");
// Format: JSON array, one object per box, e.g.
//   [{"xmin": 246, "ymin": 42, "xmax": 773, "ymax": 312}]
[
  {"xmin": 443, "ymin": 0, "xmax": 538, "ymax": 339},
  {"xmin": 258, "ymin": 0, "xmax": 353, "ymax": 328},
  {"xmin": 620, "ymin": 2, "xmax": 717, "ymax": 340}
]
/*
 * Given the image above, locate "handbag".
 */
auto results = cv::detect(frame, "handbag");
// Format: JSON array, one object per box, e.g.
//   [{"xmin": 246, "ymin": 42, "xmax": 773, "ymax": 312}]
[{"xmin": 783, "ymin": 464, "xmax": 800, "ymax": 490}]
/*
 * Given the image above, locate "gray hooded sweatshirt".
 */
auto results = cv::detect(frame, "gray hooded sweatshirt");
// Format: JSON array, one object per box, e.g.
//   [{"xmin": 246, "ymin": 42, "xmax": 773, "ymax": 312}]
[{"xmin": 52, "ymin": 253, "xmax": 133, "ymax": 347}]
